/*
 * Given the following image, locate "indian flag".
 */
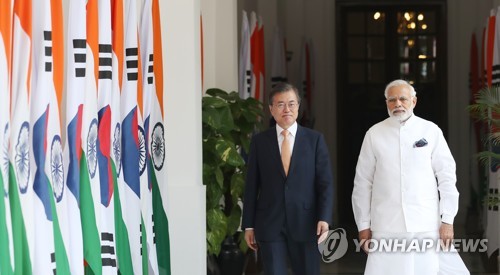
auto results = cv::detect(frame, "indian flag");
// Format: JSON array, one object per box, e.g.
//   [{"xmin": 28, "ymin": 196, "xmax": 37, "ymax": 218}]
[
  {"xmin": 0, "ymin": 0, "xmax": 14, "ymax": 273},
  {"xmin": 9, "ymin": 0, "xmax": 33, "ymax": 273},
  {"xmin": 63, "ymin": 0, "xmax": 86, "ymax": 273},
  {"xmin": 111, "ymin": 0, "xmax": 135, "ymax": 273},
  {"xmin": 116, "ymin": 0, "xmax": 144, "ymax": 273},
  {"xmin": 81, "ymin": 0, "xmax": 103, "ymax": 273},
  {"xmin": 96, "ymin": 0, "xmax": 118, "ymax": 272},
  {"xmin": 31, "ymin": 0, "xmax": 70, "ymax": 273},
  {"xmin": 140, "ymin": 0, "xmax": 171, "ymax": 273}
]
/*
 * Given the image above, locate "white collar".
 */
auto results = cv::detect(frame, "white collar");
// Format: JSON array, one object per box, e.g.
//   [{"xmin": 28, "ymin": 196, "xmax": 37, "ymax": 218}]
[{"xmin": 276, "ymin": 122, "xmax": 298, "ymax": 137}]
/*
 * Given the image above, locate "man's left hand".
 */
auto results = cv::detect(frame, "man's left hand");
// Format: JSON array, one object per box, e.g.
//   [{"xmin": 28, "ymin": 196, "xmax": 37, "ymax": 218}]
[
  {"xmin": 439, "ymin": 222, "xmax": 454, "ymax": 250},
  {"xmin": 317, "ymin": 221, "xmax": 329, "ymax": 243}
]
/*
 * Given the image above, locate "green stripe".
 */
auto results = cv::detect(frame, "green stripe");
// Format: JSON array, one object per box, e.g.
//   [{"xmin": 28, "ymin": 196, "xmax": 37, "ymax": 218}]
[
  {"xmin": 111, "ymin": 160, "xmax": 134, "ymax": 274},
  {"xmin": 8, "ymin": 163, "xmax": 32, "ymax": 274},
  {"xmin": 80, "ymin": 151, "xmax": 102, "ymax": 275},
  {"xmin": 150, "ymin": 159, "xmax": 171, "ymax": 275},
  {"xmin": 47, "ymin": 176, "xmax": 70, "ymax": 274},
  {"xmin": 0, "ymin": 170, "xmax": 13, "ymax": 275}
]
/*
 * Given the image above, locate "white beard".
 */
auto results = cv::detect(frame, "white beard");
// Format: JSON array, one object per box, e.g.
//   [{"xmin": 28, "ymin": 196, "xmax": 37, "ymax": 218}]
[{"xmin": 388, "ymin": 108, "xmax": 413, "ymax": 122}]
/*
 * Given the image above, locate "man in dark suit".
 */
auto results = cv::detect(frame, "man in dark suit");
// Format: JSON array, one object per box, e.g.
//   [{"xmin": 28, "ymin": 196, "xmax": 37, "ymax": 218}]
[{"xmin": 242, "ymin": 82, "xmax": 334, "ymax": 275}]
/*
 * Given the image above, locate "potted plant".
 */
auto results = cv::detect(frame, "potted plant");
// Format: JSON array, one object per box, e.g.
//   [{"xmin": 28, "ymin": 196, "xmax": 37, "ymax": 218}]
[
  {"xmin": 467, "ymin": 85, "xmax": 500, "ymax": 272},
  {"xmin": 202, "ymin": 88, "xmax": 264, "ymax": 274}
]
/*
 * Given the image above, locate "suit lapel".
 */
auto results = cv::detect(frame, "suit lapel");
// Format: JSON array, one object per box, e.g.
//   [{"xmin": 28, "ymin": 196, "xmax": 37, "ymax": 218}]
[
  {"xmin": 288, "ymin": 125, "xmax": 303, "ymax": 176},
  {"xmin": 265, "ymin": 127, "xmax": 287, "ymax": 178}
]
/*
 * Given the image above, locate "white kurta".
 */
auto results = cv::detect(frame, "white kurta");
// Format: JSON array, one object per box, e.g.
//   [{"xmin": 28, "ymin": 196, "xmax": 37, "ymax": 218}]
[
  {"xmin": 352, "ymin": 115, "xmax": 458, "ymax": 232},
  {"xmin": 352, "ymin": 115, "xmax": 469, "ymax": 275}
]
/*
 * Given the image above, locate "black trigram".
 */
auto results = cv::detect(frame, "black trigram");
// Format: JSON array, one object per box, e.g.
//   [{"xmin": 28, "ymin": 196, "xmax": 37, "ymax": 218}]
[
  {"xmin": 44, "ymin": 31, "xmax": 53, "ymax": 72},
  {"xmin": 147, "ymin": 54, "xmax": 154, "ymax": 84},
  {"xmin": 98, "ymin": 44, "xmax": 112, "ymax": 80},
  {"xmin": 245, "ymin": 70, "xmax": 251, "ymax": 95},
  {"xmin": 489, "ymin": 188, "xmax": 499, "ymax": 211},
  {"xmin": 101, "ymin": 232, "xmax": 117, "ymax": 267},
  {"xmin": 493, "ymin": 64, "xmax": 500, "ymax": 86},
  {"xmin": 51, "ymin": 252, "xmax": 56, "ymax": 275},
  {"xmin": 73, "ymin": 39, "xmax": 86, "ymax": 78},
  {"xmin": 126, "ymin": 47, "xmax": 138, "ymax": 81},
  {"xmin": 140, "ymin": 223, "xmax": 143, "ymax": 256},
  {"xmin": 152, "ymin": 214, "xmax": 156, "ymax": 244}
]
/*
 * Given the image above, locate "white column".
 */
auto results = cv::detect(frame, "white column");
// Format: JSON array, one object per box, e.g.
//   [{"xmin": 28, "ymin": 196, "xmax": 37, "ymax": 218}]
[
  {"xmin": 201, "ymin": 0, "xmax": 238, "ymax": 92},
  {"xmin": 162, "ymin": 0, "xmax": 206, "ymax": 274}
]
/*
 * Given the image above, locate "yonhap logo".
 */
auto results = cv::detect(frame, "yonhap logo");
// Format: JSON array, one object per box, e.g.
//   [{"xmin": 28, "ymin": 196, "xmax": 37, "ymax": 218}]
[{"xmin": 318, "ymin": 228, "xmax": 348, "ymax": 263}]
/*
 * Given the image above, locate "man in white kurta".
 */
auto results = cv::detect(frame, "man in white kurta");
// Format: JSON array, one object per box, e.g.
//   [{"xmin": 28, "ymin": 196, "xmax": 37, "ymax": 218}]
[{"xmin": 352, "ymin": 79, "xmax": 469, "ymax": 275}]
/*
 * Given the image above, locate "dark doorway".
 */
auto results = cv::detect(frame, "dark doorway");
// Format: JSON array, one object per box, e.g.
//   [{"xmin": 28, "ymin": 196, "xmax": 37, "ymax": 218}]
[{"xmin": 336, "ymin": 1, "xmax": 447, "ymax": 226}]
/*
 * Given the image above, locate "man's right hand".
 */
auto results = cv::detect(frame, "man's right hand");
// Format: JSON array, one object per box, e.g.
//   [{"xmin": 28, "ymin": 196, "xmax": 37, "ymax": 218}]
[
  {"xmin": 244, "ymin": 229, "xmax": 258, "ymax": 251},
  {"xmin": 358, "ymin": 229, "xmax": 372, "ymax": 254}
]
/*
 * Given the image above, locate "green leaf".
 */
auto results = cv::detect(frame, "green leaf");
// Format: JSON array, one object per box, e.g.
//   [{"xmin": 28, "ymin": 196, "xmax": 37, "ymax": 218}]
[
  {"xmin": 215, "ymin": 166, "xmax": 224, "ymax": 189},
  {"xmin": 203, "ymin": 96, "xmax": 228, "ymax": 108},
  {"xmin": 206, "ymin": 180, "xmax": 223, "ymax": 210},
  {"xmin": 202, "ymin": 163, "xmax": 212, "ymax": 185},
  {"xmin": 206, "ymin": 88, "xmax": 231, "ymax": 99},
  {"xmin": 215, "ymin": 139, "xmax": 245, "ymax": 167},
  {"xmin": 202, "ymin": 97, "xmax": 234, "ymax": 132},
  {"xmin": 207, "ymin": 208, "xmax": 228, "ymax": 256},
  {"xmin": 202, "ymin": 87, "xmax": 265, "ymax": 254},
  {"xmin": 207, "ymin": 208, "xmax": 227, "ymax": 231},
  {"xmin": 230, "ymin": 172, "xmax": 245, "ymax": 205}
]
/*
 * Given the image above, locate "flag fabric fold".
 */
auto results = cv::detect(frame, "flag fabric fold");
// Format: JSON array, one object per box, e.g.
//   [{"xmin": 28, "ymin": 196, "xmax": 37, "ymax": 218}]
[
  {"xmin": 81, "ymin": 0, "xmax": 104, "ymax": 273},
  {"xmin": 9, "ymin": 0, "xmax": 34, "ymax": 273},
  {"xmin": 63, "ymin": 0, "xmax": 89, "ymax": 273},
  {"xmin": 117, "ymin": 0, "xmax": 144, "ymax": 273},
  {"xmin": 140, "ymin": 0, "xmax": 171, "ymax": 273},
  {"xmin": 239, "ymin": 10, "xmax": 251, "ymax": 99},
  {"xmin": 2, "ymin": 0, "xmax": 172, "ymax": 272},
  {"xmin": 271, "ymin": 26, "xmax": 287, "ymax": 88},
  {"xmin": 486, "ymin": 8, "xmax": 500, "ymax": 258},
  {"xmin": 298, "ymin": 39, "xmax": 315, "ymax": 128},
  {"xmin": 111, "ymin": 0, "xmax": 135, "ymax": 273},
  {"xmin": 0, "ymin": 0, "xmax": 14, "ymax": 273},
  {"xmin": 250, "ymin": 12, "xmax": 265, "ymax": 102},
  {"xmin": 31, "ymin": 0, "xmax": 70, "ymax": 273},
  {"xmin": 96, "ymin": 0, "xmax": 118, "ymax": 272}
]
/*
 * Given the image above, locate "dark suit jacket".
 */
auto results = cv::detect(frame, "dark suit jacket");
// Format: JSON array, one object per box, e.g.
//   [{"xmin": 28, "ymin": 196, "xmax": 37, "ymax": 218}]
[{"xmin": 242, "ymin": 125, "xmax": 334, "ymax": 242}]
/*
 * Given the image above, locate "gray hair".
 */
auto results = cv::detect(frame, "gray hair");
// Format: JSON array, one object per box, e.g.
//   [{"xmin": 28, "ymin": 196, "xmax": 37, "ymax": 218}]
[
  {"xmin": 384, "ymin": 79, "xmax": 417, "ymax": 98},
  {"xmin": 268, "ymin": 82, "xmax": 301, "ymax": 105}
]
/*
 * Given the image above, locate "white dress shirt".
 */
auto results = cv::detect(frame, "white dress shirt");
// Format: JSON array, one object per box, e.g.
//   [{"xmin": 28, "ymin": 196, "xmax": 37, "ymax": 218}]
[{"xmin": 352, "ymin": 115, "xmax": 459, "ymax": 233}]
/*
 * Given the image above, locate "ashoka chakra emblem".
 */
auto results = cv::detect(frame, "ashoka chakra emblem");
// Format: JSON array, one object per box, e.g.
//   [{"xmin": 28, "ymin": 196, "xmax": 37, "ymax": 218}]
[
  {"xmin": 113, "ymin": 123, "xmax": 121, "ymax": 176},
  {"xmin": 87, "ymin": 119, "xmax": 98, "ymax": 178},
  {"xmin": 151, "ymin": 122, "xmax": 165, "ymax": 171},
  {"xmin": 51, "ymin": 135, "xmax": 64, "ymax": 202},
  {"xmin": 15, "ymin": 122, "xmax": 30, "ymax": 193},
  {"xmin": 138, "ymin": 126, "xmax": 146, "ymax": 175}
]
